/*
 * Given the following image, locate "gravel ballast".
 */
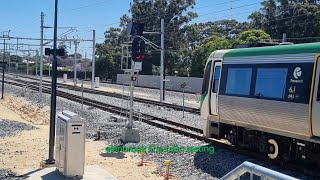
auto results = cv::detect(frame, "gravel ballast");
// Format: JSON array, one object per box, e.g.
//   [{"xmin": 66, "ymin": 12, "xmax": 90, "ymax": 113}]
[
  {"xmin": 1, "ymin": 83, "xmax": 313, "ymax": 179},
  {"xmin": 0, "ymin": 169, "xmax": 22, "ymax": 180},
  {"xmin": 0, "ymin": 119, "xmax": 36, "ymax": 137},
  {"xmin": 58, "ymin": 88, "xmax": 203, "ymax": 129},
  {"xmin": 24, "ymin": 75, "xmax": 200, "ymax": 109}
]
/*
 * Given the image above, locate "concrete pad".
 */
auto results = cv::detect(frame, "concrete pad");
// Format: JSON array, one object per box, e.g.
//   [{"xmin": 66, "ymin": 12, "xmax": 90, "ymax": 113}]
[
  {"xmin": 25, "ymin": 165, "xmax": 117, "ymax": 180},
  {"xmin": 120, "ymin": 128, "xmax": 140, "ymax": 143}
]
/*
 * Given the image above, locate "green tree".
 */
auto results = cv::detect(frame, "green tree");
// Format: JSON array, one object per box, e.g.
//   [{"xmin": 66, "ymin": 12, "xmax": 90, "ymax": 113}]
[
  {"xmin": 249, "ymin": 0, "xmax": 320, "ymax": 42},
  {"xmin": 248, "ymin": 11, "xmax": 264, "ymax": 29},
  {"xmin": 236, "ymin": 29, "xmax": 272, "ymax": 43},
  {"xmin": 95, "ymin": 43, "xmax": 117, "ymax": 79},
  {"xmin": 10, "ymin": 55, "xmax": 22, "ymax": 62},
  {"xmin": 110, "ymin": 0, "xmax": 197, "ymax": 75},
  {"xmin": 183, "ymin": 19, "xmax": 250, "ymax": 51},
  {"xmin": 190, "ymin": 36, "xmax": 231, "ymax": 77}
]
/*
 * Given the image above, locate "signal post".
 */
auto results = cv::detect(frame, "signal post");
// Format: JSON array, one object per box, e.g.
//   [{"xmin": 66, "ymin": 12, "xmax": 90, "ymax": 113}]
[{"xmin": 120, "ymin": 22, "xmax": 145, "ymax": 143}]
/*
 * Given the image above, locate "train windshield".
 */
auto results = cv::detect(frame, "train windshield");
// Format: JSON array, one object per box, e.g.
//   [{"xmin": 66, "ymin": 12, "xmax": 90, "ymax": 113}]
[{"xmin": 201, "ymin": 60, "xmax": 212, "ymax": 94}]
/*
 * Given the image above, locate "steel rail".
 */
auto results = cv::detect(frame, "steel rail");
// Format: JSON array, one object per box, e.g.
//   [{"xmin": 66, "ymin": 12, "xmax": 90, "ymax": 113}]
[{"xmin": 9, "ymin": 73, "xmax": 200, "ymax": 114}]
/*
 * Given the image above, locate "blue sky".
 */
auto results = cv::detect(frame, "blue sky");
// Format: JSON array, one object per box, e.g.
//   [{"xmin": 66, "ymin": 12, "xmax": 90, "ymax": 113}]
[{"xmin": 0, "ymin": 0, "xmax": 262, "ymax": 58}]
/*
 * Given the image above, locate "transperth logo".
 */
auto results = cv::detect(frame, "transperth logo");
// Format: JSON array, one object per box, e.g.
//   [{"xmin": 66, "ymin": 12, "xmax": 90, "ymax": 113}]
[{"xmin": 293, "ymin": 67, "xmax": 302, "ymax": 79}]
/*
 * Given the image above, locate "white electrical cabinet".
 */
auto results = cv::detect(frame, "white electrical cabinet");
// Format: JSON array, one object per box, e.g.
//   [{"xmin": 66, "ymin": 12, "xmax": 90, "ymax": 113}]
[
  {"xmin": 95, "ymin": 77, "xmax": 100, "ymax": 88},
  {"xmin": 63, "ymin": 74, "xmax": 68, "ymax": 82},
  {"xmin": 55, "ymin": 110, "xmax": 86, "ymax": 178}
]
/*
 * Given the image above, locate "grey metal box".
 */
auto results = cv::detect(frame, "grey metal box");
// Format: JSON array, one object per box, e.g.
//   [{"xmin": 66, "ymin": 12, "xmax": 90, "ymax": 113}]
[{"xmin": 55, "ymin": 110, "xmax": 86, "ymax": 178}]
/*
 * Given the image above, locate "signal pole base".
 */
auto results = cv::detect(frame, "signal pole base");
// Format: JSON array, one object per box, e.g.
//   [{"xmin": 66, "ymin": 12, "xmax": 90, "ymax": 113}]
[
  {"xmin": 40, "ymin": 159, "xmax": 56, "ymax": 168},
  {"xmin": 120, "ymin": 128, "xmax": 140, "ymax": 143}
]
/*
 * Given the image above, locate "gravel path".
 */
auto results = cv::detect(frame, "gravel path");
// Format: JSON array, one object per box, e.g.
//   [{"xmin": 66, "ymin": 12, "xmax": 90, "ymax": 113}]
[
  {"xmin": 0, "ymin": 119, "xmax": 36, "ymax": 137},
  {"xmin": 1, "ymin": 84, "xmax": 313, "ymax": 180}
]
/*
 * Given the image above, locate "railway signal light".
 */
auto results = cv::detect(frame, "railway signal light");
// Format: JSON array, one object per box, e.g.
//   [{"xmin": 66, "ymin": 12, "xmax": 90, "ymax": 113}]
[
  {"xmin": 132, "ymin": 36, "xmax": 145, "ymax": 62},
  {"xmin": 45, "ymin": 48, "xmax": 65, "ymax": 56},
  {"xmin": 44, "ymin": 48, "xmax": 51, "ymax": 55},
  {"xmin": 0, "ymin": 62, "xmax": 7, "ymax": 67},
  {"xmin": 127, "ymin": 22, "xmax": 144, "ymax": 36}
]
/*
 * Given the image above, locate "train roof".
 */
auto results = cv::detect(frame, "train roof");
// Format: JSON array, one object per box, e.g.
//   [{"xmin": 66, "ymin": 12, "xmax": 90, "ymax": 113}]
[
  {"xmin": 224, "ymin": 42, "xmax": 320, "ymax": 58},
  {"xmin": 209, "ymin": 49, "xmax": 231, "ymax": 59}
]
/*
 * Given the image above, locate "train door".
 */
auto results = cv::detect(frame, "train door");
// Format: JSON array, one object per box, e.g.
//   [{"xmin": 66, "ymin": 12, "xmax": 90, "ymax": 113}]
[
  {"xmin": 210, "ymin": 61, "xmax": 222, "ymax": 115},
  {"xmin": 312, "ymin": 57, "xmax": 320, "ymax": 136},
  {"xmin": 200, "ymin": 60, "xmax": 213, "ymax": 119}
]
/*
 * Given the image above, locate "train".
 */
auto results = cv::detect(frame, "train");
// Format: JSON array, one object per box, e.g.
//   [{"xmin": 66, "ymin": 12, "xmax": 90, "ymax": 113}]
[{"xmin": 200, "ymin": 42, "xmax": 320, "ymax": 165}]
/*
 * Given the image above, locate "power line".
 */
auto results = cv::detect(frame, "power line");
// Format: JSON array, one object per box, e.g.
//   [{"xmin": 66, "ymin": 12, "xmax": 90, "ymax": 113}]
[
  {"xmin": 103, "ymin": 0, "xmax": 313, "ymax": 33},
  {"xmin": 144, "ymin": 10, "xmax": 255, "ymax": 32},
  {"xmin": 94, "ymin": 0, "xmax": 261, "ymax": 31},
  {"xmin": 144, "ymin": 3, "xmax": 319, "ymax": 35},
  {"xmin": 9, "ymin": 0, "xmax": 114, "ymax": 41},
  {"xmin": 47, "ymin": 0, "xmax": 115, "ymax": 15},
  {"xmin": 139, "ymin": 2, "xmax": 261, "ymax": 31},
  {"xmin": 133, "ymin": 0, "xmax": 245, "ymax": 21}
]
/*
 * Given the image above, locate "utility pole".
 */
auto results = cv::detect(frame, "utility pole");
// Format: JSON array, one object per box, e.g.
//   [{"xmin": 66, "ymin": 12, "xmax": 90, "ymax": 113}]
[
  {"xmin": 127, "ymin": 45, "xmax": 129, "ymax": 69},
  {"xmin": 128, "ymin": 66, "xmax": 134, "ymax": 129},
  {"xmin": 1, "ymin": 30, "xmax": 11, "ymax": 99},
  {"xmin": 84, "ymin": 52, "xmax": 87, "ymax": 80},
  {"xmin": 49, "ymin": 45, "xmax": 53, "ymax": 77},
  {"xmin": 49, "ymin": 59, "xmax": 51, "ymax": 76},
  {"xmin": 27, "ymin": 52, "xmax": 29, "ymax": 75},
  {"xmin": 160, "ymin": 18, "xmax": 165, "ymax": 103},
  {"xmin": 7, "ymin": 43, "xmax": 10, "ymax": 73},
  {"xmin": 91, "ymin": 30, "xmax": 95, "ymax": 89},
  {"xmin": 47, "ymin": 0, "xmax": 58, "ymax": 165},
  {"xmin": 74, "ymin": 40, "xmax": 78, "ymax": 85},
  {"xmin": 16, "ymin": 39, "xmax": 18, "ymax": 73},
  {"xmin": 282, "ymin": 33, "xmax": 287, "ymax": 43},
  {"xmin": 40, "ymin": 12, "xmax": 44, "ymax": 100},
  {"xmin": 2, "ymin": 39, "xmax": 5, "ymax": 99},
  {"xmin": 139, "ymin": 27, "xmax": 166, "ymax": 101},
  {"xmin": 36, "ymin": 49, "xmax": 39, "ymax": 76},
  {"xmin": 121, "ymin": 45, "xmax": 123, "ymax": 69},
  {"xmin": 49, "ymin": 55, "xmax": 51, "ymax": 76}
]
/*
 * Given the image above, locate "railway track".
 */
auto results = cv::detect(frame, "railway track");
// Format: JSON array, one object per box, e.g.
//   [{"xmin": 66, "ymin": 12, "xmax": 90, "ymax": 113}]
[
  {"xmin": 2, "ymin": 78, "xmax": 319, "ymax": 178},
  {"xmin": 8, "ymin": 74, "xmax": 200, "ymax": 114},
  {"xmin": 4, "ymin": 78, "xmax": 203, "ymax": 134}
]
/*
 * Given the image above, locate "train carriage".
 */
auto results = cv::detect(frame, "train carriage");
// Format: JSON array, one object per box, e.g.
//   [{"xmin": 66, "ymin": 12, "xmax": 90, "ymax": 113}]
[{"xmin": 200, "ymin": 42, "xmax": 320, "ymax": 164}]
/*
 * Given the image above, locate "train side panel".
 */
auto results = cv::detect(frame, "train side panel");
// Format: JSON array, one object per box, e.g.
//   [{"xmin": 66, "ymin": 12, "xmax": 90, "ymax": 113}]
[
  {"xmin": 217, "ymin": 54, "xmax": 315, "ymax": 139},
  {"xmin": 203, "ymin": 43, "xmax": 320, "ymax": 163},
  {"xmin": 218, "ymin": 95, "xmax": 309, "ymax": 138}
]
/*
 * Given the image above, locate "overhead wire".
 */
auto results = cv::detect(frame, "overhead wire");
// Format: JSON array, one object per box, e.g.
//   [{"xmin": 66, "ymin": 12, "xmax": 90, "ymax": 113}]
[
  {"xmin": 139, "ymin": 1, "xmax": 262, "ymax": 32},
  {"xmin": 9, "ymin": 0, "xmax": 115, "ymax": 44},
  {"xmin": 143, "ymin": 2, "xmax": 319, "ymax": 35},
  {"xmin": 10, "ymin": 0, "xmax": 316, "ymax": 53},
  {"xmin": 132, "ymin": 0, "xmax": 245, "ymax": 21},
  {"xmin": 95, "ymin": 0, "xmax": 259, "ymax": 31}
]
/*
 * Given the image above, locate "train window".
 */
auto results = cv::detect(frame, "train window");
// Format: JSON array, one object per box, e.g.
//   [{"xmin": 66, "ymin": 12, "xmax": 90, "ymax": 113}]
[
  {"xmin": 226, "ymin": 68, "xmax": 252, "ymax": 96},
  {"xmin": 255, "ymin": 68, "xmax": 288, "ymax": 99},
  {"xmin": 201, "ymin": 61, "xmax": 212, "ymax": 94},
  {"xmin": 212, "ymin": 66, "xmax": 221, "ymax": 93}
]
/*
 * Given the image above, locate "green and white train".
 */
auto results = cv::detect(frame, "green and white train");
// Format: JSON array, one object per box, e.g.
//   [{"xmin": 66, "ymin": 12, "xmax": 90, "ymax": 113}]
[{"xmin": 200, "ymin": 42, "xmax": 320, "ymax": 164}]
